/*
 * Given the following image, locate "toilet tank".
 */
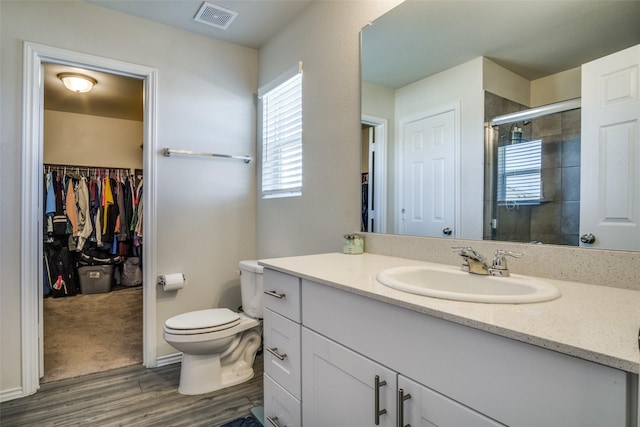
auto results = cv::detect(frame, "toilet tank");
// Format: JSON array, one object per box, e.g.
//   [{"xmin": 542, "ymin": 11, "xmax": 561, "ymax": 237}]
[{"xmin": 239, "ymin": 260, "xmax": 263, "ymax": 319}]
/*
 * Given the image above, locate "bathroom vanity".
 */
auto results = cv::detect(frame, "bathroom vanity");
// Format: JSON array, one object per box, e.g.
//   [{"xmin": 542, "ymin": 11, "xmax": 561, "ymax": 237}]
[{"xmin": 260, "ymin": 253, "xmax": 639, "ymax": 426}]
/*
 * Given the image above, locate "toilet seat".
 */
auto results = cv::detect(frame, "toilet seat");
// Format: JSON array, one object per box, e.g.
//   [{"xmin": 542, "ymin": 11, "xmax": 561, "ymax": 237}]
[{"xmin": 164, "ymin": 308, "xmax": 241, "ymax": 335}]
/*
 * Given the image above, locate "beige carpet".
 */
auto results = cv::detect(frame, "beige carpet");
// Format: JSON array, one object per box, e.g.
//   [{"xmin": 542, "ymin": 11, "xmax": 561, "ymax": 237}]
[{"xmin": 43, "ymin": 287, "xmax": 143, "ymax": 383}]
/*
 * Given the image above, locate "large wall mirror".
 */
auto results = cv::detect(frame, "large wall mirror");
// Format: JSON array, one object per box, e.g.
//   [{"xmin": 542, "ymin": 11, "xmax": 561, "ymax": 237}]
[{"xmin": 360, "ymin": 0, "xmax": 640, "ymax": 251}]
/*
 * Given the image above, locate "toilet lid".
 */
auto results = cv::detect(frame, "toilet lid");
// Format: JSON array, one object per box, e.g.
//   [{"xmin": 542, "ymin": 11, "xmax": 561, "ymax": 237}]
[
  {"xmin": 239, "ymin": 260, "xmax": 263, "ymax": 273},
  {"xmin": 165, "ymin": 308, "xmax": 240, "ymax": 332}
]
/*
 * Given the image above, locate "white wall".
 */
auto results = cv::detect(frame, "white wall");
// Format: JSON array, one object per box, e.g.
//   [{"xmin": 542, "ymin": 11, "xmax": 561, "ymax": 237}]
[
  {"xmin": 531, "ymin": 67, "xmax": 581, "ymax": 106},
  {"xmin": 256, "ymin": 1, "xmax": 403, "ymax": 258},
  {"xmin": 362, "ymin": 80, "xmax": 397, "ymax": 227},
  {"xmin": 44, "ymin": 110, "xmax": 143, "ymax": 170},
  {"xmin": 362, "ymin": 81, "xmax": 396, "ymax": 119},
  {"xmin": 394, "ymin": 58, "xmax": 485, "ymax": 239},
  {"xmin": 1, "ymin": 0, "xmax": 257, "ymax": 396},
  {"xmin": 483, "ymin": 57, "xmax": 531, "ymax": 106},
  {"xmin": 483, "ymin": 58, "xmax": 581, "ymax": 108}
]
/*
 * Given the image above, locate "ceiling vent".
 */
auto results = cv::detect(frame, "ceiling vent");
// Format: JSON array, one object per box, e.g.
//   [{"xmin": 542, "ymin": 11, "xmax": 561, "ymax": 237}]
[{"xmin": 194, "ymin": 2, "xmax": 238, "ymax": 30}]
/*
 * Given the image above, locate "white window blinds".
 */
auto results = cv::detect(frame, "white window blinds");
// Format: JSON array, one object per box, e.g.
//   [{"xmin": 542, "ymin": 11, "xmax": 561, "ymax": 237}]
[
  {"xmin": 497, "ymin": 139, "xmax": 542, "ymax": 204},
  {"xmin": 258, "ymin": 63, "xmax": 303, "ymax": 198}
]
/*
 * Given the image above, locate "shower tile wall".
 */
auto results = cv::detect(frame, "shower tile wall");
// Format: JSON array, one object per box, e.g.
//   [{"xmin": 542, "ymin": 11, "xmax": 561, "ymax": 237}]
[{"xmin": 484, "ymin": 92, "xmax": 581, "ymax": 246}]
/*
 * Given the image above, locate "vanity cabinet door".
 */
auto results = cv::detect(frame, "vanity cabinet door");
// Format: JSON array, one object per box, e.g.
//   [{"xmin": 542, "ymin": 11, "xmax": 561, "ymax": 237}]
[
  {"xmin": 302, "ymin": 327, "xmax": 397, "ymax": 427},
  {"xmin": 398, "ymin": 375, "xmax": 505, "ymax": 427}
]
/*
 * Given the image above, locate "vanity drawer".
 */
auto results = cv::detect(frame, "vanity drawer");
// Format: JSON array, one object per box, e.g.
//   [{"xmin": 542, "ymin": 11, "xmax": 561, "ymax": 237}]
[
  {"xmin": 264, "ymin": 373, "xmax": 301, "ymax": 427},
  {"xmin": 264, "ymin": 308, "xmax": 301, "ymax": 399},
  {"xmin": 263, "ymin": 269, "xmax": 301, "ymax": 322}
]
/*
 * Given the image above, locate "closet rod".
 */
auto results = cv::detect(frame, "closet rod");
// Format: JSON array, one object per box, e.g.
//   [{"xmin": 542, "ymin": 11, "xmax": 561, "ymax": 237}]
[
  {"xmin": 44, "ymin": 163, "xmax": 134, "ymax": 174},
  {"xmin": 163, "ymin": 148, "xmax": 252, "ymax": 163}
]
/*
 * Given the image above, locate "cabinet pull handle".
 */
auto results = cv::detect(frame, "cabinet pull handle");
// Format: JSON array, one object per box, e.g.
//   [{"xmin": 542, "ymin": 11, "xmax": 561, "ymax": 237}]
[
  {"xmin": 398, "ymin": 388, "xmax": 412, "ymax": 427},
  {"xmin": 264, "ymin": 290, "xmax": 286, "ymax": 299},
  {"xmin": 374, "ymin": 375, "xmax": 388, "ymax": 425},
  {"xmin": 266, "ymin": 346, "xmax": 287, "ymax": 361},
  {"xmin": 266, "ymin": 416, "xmax": 285, "ymax": 427}
]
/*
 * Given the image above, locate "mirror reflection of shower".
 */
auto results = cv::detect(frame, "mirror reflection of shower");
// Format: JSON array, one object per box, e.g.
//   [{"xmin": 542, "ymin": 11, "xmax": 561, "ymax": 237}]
[{"xmin": 486, "ymin": 95, "xmax": 581, "ymax": 246}]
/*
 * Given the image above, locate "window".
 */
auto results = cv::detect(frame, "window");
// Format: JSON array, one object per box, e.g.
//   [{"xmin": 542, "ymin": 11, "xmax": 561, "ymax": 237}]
[
  {"xmin": 497, "ymin": 139, "xmax": 542, "ymax": 205},
  {"xmin": 258, "ymin": 63, "xmax": 303, "ymax": 198}
]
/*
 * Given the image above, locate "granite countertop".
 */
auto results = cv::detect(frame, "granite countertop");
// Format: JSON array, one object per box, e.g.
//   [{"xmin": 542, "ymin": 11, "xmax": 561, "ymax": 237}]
[{"xmin": 259, "ymin": 252, "xmax": 640, "ymax": 374}]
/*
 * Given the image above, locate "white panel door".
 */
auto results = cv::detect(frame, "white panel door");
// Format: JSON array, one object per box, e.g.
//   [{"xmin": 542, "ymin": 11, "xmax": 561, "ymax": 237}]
[
  {"xmin": 302, "ymin": 327, "xmax": 397, "ymax": 427},
  {"xmin": 581, "ymin": 44, "xmax": 640, "ymax": 250},
  {"xmin": 402, "ymin": 110, "xmax": 456, "ymax": 237}
]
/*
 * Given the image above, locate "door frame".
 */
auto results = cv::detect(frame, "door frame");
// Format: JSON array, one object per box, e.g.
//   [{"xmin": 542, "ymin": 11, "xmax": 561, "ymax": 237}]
[
  {"xmin": 396, "ymin": 103, "xmax": 460, "ymax": 236},
  {"xmin": 21, "ymin": 41, "xmax": 158, "ymax": 396},
  {"xmin": 361, "ymin": 114, "xmax": 388, "ymax": 233}
]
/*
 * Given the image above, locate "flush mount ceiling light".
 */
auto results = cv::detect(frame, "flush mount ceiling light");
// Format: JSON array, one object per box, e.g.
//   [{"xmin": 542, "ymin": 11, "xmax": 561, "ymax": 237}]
[{"xmin": 57, "ymin": 73, "xmax": 97, "ymax": 93}]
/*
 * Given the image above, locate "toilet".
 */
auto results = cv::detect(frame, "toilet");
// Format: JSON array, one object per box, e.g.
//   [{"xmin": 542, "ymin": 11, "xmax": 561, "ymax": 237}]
[{"xmin": 163, "ymin": 260, "xmax": 264, "ymax": 395}]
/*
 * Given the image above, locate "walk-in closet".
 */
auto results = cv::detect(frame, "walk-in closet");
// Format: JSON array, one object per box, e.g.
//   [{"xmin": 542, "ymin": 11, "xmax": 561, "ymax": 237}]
[{"xmin": 41, "ymin": 63, "xmax": 144, "ymax": 382}]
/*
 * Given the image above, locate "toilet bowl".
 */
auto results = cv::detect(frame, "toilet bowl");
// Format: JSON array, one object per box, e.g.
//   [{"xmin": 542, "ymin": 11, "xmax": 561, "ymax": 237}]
[{"xmin": 163, "ymin": 260, "xmax": 263, "ymax": 395}]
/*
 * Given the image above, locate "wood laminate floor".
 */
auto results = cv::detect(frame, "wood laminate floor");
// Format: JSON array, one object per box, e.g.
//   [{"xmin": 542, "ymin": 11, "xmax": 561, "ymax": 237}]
[{"xmin": 0, "ymin": 356, "xmax": 263, "ymax": 427}]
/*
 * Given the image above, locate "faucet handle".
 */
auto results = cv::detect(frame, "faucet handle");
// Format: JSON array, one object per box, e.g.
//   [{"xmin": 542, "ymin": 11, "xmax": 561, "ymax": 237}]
[
  {"xmin": 451, "ymin": 246, "xmax": 477, "ymax": 256},
  {"xmin": 492, "ymin": 249, "xmax": 523, "ymax": 271},
  {"xmin": 452, "ymin": 246, "xmax": 490, "ymax": 275},
  {"xmin": 452, "ymin": 246, "xmax": 485, "ymax": 261}
]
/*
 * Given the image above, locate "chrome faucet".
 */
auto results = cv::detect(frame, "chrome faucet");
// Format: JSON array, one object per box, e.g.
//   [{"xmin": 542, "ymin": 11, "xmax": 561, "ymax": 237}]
[
  {"xmin": 454, "ymin": 247, "xmax": 489, "ymax": 274},
  {"xmin": 453, "ymin": 247, "xmax": 523, "ymax": 277}
]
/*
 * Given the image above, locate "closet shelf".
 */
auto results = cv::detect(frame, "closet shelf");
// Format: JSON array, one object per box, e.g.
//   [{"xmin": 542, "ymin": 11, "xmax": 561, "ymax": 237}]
[{"xmin": 163, "ymin": 148, "xmax": 252, "ymax": 163}]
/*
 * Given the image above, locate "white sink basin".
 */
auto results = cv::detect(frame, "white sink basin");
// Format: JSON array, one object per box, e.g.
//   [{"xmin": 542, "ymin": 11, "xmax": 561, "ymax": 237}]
[{"xmin": 376, "ymin": 264, "xmax": 560, "ymax": 304}]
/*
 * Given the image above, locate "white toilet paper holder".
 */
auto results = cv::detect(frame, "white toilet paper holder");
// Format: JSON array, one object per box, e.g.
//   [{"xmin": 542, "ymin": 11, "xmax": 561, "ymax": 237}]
[{"xmin": 158, "ymin": 273, "xmax": 186, "ymax": 290}]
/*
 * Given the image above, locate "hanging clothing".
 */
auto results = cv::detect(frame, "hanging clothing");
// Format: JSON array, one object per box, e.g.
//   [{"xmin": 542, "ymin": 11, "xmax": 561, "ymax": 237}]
[
  {"xmin": 102, "ymin": 176, "xmax": 114, "ymax": 235},
  {"xmin": 52, "ymin": 173, "xmax": 67, "ymax": 236},
  {"xmin": 45, "ymin": 173, "xmax": 56, "ymax": 216},
  {"xmin": 65, "ymin": 178, "xmax": 79, "ymax": 237},
  {"xmin": 42, "ymin": 164, "xmax": 143, "ymax": 297},
  {"xmin": 116, "ymin": 181, "xmax": 128, "ymax": 242},
  {"xmin": 76, "ymin": 177, "xmax": 93, "ymax": 251},
  {"xmin": 45, "ymin": 173, "xmax": 55, "ymax": 237}
]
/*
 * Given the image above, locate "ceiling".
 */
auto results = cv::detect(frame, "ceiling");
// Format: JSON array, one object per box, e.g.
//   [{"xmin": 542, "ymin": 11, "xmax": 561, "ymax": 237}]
[
  {"xmin": 86, "ymin": 0, "xmax": 313, "ymax": 49},
  {"xmin": 362, "ymin": 0, "xmax": 640, "ymax": 89},
  {"xmin": 48, "ymin": 1, "xmax": 640, "ymax": 119},
  {"xmin": 46, "ymin": 0, "xmax": 313, "ymax": 121}
]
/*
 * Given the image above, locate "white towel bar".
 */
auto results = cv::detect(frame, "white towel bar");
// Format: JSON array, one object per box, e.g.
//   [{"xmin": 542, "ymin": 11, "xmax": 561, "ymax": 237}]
[{"xmin": 163, "ymin": 148, "xmax": 252, "ymax": 163}]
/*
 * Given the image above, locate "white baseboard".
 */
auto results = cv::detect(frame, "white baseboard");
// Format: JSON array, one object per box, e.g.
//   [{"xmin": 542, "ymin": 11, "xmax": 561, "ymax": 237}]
[
  {"xmin": 156, "ymin": 352, "xmax": 182, "ymax": 367},
  {"xmin": 0, "ymin": 387, "xmax": 28, "ymax": 403}
]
